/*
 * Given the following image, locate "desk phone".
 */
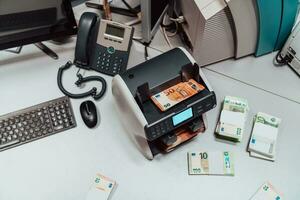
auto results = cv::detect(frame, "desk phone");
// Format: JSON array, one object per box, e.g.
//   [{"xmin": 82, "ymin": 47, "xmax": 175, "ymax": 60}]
[
  {"xmin": 91, "ymin": 19, "xmax": 134, "ymax": 76},
  {"xmin": 74, "ymin": 13, "xmax": 134, "ymax": 76}
]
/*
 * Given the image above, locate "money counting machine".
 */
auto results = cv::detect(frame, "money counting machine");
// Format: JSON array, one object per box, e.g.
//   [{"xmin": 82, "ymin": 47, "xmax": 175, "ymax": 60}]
[{"xmin": 112, "ymin": 48, "xmax": 216, "ymax": 159}]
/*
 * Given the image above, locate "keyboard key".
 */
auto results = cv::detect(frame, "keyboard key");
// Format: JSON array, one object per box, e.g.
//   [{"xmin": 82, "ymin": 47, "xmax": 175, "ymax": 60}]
[{"xmin": 54, "ymin": 125, "xmax": 64, "ymax": 131}]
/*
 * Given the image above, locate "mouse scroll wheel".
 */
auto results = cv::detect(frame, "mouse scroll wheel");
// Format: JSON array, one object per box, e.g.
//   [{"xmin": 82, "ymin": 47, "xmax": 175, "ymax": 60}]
[{"xmin": 85, "ymin": 104, "xmax": 91, "ymax": 114}]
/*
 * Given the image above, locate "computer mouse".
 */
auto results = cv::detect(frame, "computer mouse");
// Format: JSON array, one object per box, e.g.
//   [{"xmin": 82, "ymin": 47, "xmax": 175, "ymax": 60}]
[{"xmin": 80, "ymin": 100, "xmax": 98, "ymax": 128}]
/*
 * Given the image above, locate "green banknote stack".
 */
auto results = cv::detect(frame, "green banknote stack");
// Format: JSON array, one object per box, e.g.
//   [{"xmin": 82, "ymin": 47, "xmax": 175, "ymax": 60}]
[
  {"xmin": 249, "ymin": 182, "xmax": 283, "ymax": 200},
  {"xmin": 215, "ymin": 96, "xmax": 249, "ymax": 142},
  {"xmin": 188, "ymin": 151, "xmax": 234, "ymax": 176},
  {"xmin": 248, "ymin": 112, "xmax": 281, "ymax": 161}
]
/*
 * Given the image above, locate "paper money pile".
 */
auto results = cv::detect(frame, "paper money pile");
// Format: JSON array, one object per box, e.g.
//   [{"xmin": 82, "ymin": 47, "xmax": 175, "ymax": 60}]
[
  {"xmin": 250, "ymin": 182, "xmax": 283, "ymax": 200},
  {"xmin": 188, "ymin": 151, "xmax": 234, "ymax": 176},
  {"xmin": 215, "ymin": 96, "xmax": 249, "ymax": 142},
  {"xmin": 248, "ymin": 112, "xmax": 281, "ymax": 161},
  {"xmin": 151, "ymin": 79, "xmax": 205, "ymax": 111},
  {"xmin": 158, "ymin": 128, "xmax": 198, "ymax": 153},
  {"xmin": 85, "ymin": 173, "xmax": 116, "ymax": 200}
]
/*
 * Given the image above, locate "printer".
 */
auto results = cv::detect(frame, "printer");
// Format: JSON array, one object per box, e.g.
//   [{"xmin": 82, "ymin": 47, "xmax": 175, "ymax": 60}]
[
  {"xmin": 175, "ymin": 0, "xmax": 236, "ymax": 66},
  {"xmin": 175, "ymin": 0, "xmax": 298, "ymax": 63},
  {"xmin": 112, "ymin": 48, "xmax": 217, "ymax": 160}
]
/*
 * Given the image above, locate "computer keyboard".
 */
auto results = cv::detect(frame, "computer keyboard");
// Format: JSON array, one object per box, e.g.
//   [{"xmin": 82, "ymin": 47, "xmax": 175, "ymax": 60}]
[{"xmin": 0, "ymin": 96, "xmax": 76, "ymax": 152}]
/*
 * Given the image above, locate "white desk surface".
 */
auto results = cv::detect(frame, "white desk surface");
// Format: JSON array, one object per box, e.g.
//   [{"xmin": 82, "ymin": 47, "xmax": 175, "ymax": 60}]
[
  {"xmin": 0, "ymin": 4, "xmax": 300, "ymax": 200},
  {"xmin": 205, "ymin": 53, "xmax": 300, "ymax": 104}
]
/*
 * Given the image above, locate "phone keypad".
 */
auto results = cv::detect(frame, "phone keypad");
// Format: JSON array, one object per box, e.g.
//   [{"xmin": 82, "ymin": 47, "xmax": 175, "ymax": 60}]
[
  {"xmin": 95, "ymin": 51, "xmax": 124, "ymax": 75},
  {"xmin": 91, "ymin": 44, "xmax": 130, "ymax": 76}
]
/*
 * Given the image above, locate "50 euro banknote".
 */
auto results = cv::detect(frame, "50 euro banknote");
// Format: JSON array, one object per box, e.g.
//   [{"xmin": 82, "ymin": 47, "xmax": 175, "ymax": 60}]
[{"xmin": 151, "ymin": 79, "xmax": 205, "ymax": 111}]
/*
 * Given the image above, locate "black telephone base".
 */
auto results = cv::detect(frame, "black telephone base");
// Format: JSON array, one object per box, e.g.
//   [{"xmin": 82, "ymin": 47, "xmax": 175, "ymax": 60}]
[{"xmin": 90, "ymin": 44, "xmax": 129, "ymax": 76}]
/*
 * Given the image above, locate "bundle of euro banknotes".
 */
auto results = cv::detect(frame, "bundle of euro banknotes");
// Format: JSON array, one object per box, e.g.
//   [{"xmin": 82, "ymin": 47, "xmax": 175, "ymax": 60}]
[
  {"xmin": 250, "ymin": 182, "xmax": 283, "ymax": 200},
  {"xmin": 248, "ymin": 112, "xmax": 281, "ymax": 161},
  {"xmin": 151, "ymin": 79, "xmax": 205, "ymax": 112},
  {"xmin": 85, "ymin": 173, "xmax": 116, "ymax": 200},
  {"xmin": 188, "ymin": 151, "xmax": 234, "ymax": 176},
  {"xmin": 215, "ymin": 96, "xmax": 249, "ymax": 142}
]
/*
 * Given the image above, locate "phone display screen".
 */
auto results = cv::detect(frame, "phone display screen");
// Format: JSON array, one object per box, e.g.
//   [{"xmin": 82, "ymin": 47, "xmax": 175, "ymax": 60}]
[{"xmin": 105, "ymin": 24, "xmax": 125, "ymax": 38}]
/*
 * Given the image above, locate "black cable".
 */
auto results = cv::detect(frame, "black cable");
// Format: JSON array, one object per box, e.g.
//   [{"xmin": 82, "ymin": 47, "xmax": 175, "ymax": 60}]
[
  {"xmin": 274, "ymin": 51, "xmax": 287, "ymax": 67},
  {"xmin": 143, "ymin": 41, "xmax": 151, "ymax": 61},
  {"xmin": 57, "ymin": 61, "xmax": 107, "ymax": 100},
  {"xmin": 273, "ymin": 50, "xmax": 294, "ymax": 67},
  {"xmin": 160, "ymin": 22, "xmax": 174, "ymax": 28},
  {"xmin": 132, "ymin": 38, "xmax": 143, "ymax": 44},
  {"xmin": 76, "ymin": 74, "xmax": 107, "ymax": 99},
  {"xmin": 144, "ymin": 44, "xmax": 149, "ymax": 61},
  {"xmin": 121, "ymin": 0, "xmax": 139, "ymax": 14},
  {"xmin": 132, "ymin": 38, "xmax": 150, "ymax": 60}
]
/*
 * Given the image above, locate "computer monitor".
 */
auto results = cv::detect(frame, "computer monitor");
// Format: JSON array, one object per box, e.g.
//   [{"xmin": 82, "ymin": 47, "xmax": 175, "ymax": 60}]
[
  {"xmin": 141, "ymin": 0, "xmax": 169, "ymax": 43},
  {"xmin": 0, "ymin": 0, "xmax": 77, "ymax": 51}
]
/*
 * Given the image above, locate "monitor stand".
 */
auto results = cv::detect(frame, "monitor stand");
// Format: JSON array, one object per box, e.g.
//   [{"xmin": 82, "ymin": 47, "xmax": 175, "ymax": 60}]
[
  {"xmin": 34, "ymin": 42, "xmax": 58, "ymax": 60},
  {"xmin": 4, "ymin": 42, "xmax": 58, "ymax": 60}
]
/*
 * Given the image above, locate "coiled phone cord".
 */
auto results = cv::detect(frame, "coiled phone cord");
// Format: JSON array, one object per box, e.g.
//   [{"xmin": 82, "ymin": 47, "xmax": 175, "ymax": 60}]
[{"xmin": 57, "ymin": 61, "xmax": 107, "ymax": 100}]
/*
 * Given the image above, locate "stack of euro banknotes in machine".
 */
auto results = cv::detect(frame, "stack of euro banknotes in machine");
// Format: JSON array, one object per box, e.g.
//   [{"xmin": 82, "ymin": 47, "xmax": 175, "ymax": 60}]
[{"xmin": 215, "ymin": 96, "xmax": 281, "ymax": 161}]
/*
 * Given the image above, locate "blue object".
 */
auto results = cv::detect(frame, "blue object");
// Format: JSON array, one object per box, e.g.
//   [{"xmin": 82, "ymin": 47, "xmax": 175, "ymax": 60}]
[
  {"xmin": 255, "ymin": 0, "xmax": 282, "ymax": 56},
  {"xmin": 275, "ymin": 0, "xmax": 298, "ymax": 50},
  {"xmin": 251, "ymin": 139, "xmax": 256, "ymax": 144},
  {"xmin": 172, "ymin": 108, "xmax": 193, "ymax": 126}
]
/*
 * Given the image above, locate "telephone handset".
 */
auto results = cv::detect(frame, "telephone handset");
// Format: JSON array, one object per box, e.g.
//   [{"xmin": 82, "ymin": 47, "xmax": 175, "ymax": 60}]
[
  {"xmin": 74, "ymin": 12, "xmax": 99, "ymax": 69},
  {"xmin": 74, "ymin": 12, "xmax": 134, "ymax": 76}
]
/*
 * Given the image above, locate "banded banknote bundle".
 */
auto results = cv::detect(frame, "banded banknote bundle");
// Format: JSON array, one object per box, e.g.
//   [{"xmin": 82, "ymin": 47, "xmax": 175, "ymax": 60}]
[
  {"xmin": 85, "ymin": 173, "xmax": 116, "ymax": 200},
  {"xmin": 215, "ymin": 96, "xmax": 249, "ymax": 142},
  {"xmin": 249, "ymin": 182, "xmax": 283, "ymax": 200},
  {"xmin": 188, "ymin": 151, "xmax": 234, "ymax": 176},
  {"xmin": 248, "ymin": 112, "xmax": 281, "ymax": 161}
]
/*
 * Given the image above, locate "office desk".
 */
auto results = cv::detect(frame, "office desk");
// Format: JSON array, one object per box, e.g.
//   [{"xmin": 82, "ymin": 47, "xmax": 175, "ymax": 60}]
[
  {"xmin": 0, "ymin": 6, "xmax": 300, "ymax": 200},
  {"xmin": 205, "ymin": 53, "xmax": 300, "ymax": 104}
]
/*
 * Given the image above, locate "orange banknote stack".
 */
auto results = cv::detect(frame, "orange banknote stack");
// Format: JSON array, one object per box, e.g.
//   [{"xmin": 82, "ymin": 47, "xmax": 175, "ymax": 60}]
[
  {"xmin": 158, "ymin": 123, "xmax": 205, "ymax": 153},
  {"xmin": 151, "ymin": 79, "xmax": 205, "ymax": 111}
]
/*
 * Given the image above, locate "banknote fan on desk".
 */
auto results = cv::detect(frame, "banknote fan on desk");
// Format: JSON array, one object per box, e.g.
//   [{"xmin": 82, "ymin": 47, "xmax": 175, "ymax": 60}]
[{"xmin": 112, "ymin": 48, "xmax": 217, "ymax": 160}]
